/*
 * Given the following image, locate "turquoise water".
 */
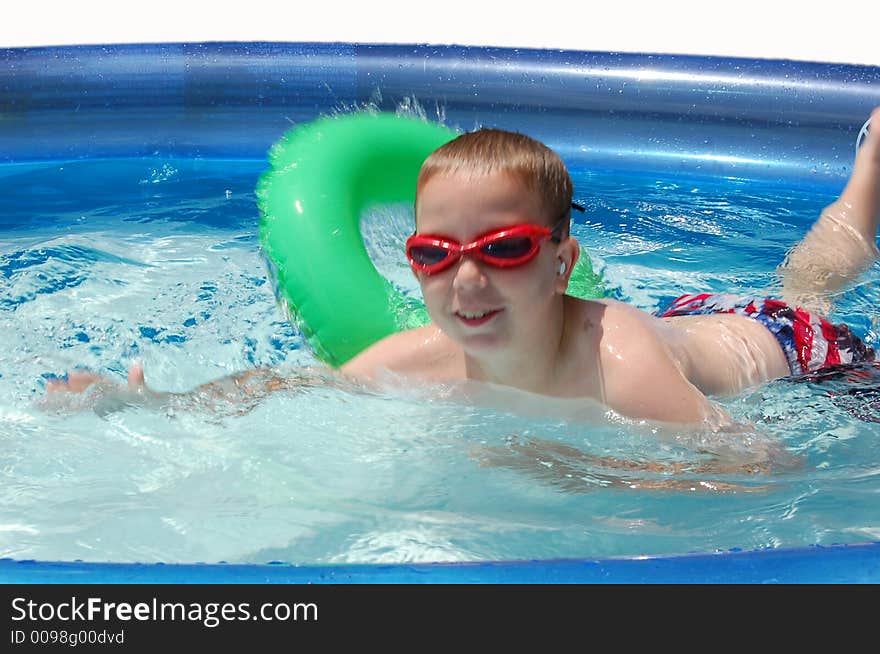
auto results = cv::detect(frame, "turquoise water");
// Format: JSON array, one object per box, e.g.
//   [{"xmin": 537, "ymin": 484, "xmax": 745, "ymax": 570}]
[{"xmin": 1, "ymin": 158, "xmax": 879, "ymax": 565}]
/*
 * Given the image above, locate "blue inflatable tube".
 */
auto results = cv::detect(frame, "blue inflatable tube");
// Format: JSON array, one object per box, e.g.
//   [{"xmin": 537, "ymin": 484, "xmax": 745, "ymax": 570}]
[{"xmin": 2, "ymin": 42, "xmax": 879, "ymax": 583}]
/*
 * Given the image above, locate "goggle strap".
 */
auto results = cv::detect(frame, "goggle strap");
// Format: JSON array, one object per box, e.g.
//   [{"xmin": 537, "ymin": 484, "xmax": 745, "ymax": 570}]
[{"xmin": 549, "ymin": 202, "xmax": 585, "ymax": 242}]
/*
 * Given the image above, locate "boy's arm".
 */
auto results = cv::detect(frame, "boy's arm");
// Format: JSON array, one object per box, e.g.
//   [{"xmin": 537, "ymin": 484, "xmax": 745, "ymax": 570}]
[
  {"xmin": 603, "ymin": 358, "xmax": 724, "ymax": 427},
  {"xmin": 44, "ymin": 362, "xmax": 339, "ymax": 414},
  {"xmin": 779, "ymin": 106, "xmax": 880, "ymax": 312},
  {"xmin": 473, "ymin": 433, "xmax": 800, "ymax": 495},
  {"xmin": 597, "ymin": 311, "xmax": 734, "ymax": 429},
  {"xmin": 45, "ymin": 327, "xmax": 431, "ymax": 413}
]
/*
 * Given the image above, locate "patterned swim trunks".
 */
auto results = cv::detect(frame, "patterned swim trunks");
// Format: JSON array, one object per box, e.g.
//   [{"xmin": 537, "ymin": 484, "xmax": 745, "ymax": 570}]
[{"xmin": 656, "ymin": 293, "xmax": 876, "ymax": 376}]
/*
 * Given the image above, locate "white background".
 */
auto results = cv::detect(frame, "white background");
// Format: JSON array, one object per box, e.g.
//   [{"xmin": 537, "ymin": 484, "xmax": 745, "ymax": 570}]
[{"xmin": 2, "ymin": 0, "xmax": 877, "ymax": 67}]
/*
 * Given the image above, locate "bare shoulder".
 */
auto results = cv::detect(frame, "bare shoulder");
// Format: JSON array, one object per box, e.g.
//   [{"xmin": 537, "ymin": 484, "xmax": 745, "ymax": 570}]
[
  {"xmin": 340, "ymin": 324, "xmax": 461, "ymax": 381},
  {"xmin": 563, "ymin": 297, "xmax": 657, "ymax": 342},
  {"xmin": 593, "ymin": 297, "xmax": 658, "ymax": 328},
  {"xmin": 572, "ymin": 298, "xmax": 715, "ymax": 424},
  {"xmin": 584, "ymin": 298, "xmax": 677, "ymax": 369}
]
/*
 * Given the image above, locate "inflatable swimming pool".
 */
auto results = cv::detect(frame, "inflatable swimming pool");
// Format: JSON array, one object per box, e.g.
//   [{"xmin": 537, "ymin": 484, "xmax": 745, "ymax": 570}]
[{"xmin": 2, "ymin": 42, "xmax": 880, "ymax": 583}]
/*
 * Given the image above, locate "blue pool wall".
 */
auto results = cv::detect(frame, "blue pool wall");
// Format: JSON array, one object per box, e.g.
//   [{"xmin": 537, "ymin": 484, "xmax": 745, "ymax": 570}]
[
  {"xmin": 3, "ymin": 42, "xmax": 879, "ymax": 186},
  {"xmin": 2, "ymin": 542, "xmax": 880, "ymax": 583},
  {"xmin": 1, "ymin": 42, "xmax": 879, "ymax": 583}
]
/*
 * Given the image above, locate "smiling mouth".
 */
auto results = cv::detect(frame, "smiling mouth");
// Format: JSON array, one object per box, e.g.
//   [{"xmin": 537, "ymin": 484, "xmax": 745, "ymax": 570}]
[{"xmin": 454, "ymin": 308, "xmax": 502, "ymax": 326}]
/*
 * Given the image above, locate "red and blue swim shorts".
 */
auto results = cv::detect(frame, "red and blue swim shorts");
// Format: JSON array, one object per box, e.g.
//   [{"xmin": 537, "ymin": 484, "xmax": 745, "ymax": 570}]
[{"xmin": 657, "ymin": 293, "xmax": 876, "ymax": 376}]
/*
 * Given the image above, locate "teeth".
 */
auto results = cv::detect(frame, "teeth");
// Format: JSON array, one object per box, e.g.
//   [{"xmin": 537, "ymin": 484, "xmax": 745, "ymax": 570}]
[{"xmin": 458, "ymin": 310, "xmax": 490, "ymax": 319}]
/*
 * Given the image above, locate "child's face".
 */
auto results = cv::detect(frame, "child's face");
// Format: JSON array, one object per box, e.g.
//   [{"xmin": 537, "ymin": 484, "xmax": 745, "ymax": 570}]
[{"xmin": 414, "ymin": 170, "xmax": 565, "ymax": 353}]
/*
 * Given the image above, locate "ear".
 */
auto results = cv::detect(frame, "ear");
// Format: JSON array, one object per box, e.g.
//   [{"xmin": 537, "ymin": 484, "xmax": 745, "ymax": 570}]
[{"xmin": 554, "ymin": 237, "xmax": 580, "ymax": 294}]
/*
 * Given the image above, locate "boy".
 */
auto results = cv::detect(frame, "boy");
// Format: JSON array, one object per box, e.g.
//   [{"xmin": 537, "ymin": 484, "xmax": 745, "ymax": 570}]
[
  {"xmin": 340, "ymin": 108, "xmax": 878, "ymax": 427},
  {"xmin": 50, "ymin": 109, "xmax": 880, "ymax": 430}
]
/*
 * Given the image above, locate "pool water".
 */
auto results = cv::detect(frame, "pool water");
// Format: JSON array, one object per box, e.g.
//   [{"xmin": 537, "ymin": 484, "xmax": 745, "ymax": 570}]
[{"xmin": 1, "ymin": 156, "xmax": 879, "ymax": 565}]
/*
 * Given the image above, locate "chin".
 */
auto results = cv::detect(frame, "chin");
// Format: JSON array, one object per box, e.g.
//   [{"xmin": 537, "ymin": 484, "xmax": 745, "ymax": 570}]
[{"xmin": 454, "ymin": 328, "xmax": 510, "ymax": 354}]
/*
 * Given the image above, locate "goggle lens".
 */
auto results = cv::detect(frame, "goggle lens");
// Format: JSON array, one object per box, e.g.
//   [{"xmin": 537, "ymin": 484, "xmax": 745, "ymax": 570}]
[
  {"xmin": 409, "ymin": 245, "xmax": 451, "ymax": 267},
  {"xmin": 480, "ymin": 236, "xmax": 534, "ymax": 260}
]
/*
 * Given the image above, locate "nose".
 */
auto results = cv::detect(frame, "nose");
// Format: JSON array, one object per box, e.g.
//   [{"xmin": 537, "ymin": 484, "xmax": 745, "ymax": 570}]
[{"xmin": 451, "ymin": 255, "xmax": 488, "ymax": 291}]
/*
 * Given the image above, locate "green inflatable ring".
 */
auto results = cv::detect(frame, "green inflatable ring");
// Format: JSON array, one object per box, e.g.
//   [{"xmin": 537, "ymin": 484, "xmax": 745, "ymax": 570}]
[{"xmin": 257, "ymin": 112, "xmax": 605, "ymax": 367}]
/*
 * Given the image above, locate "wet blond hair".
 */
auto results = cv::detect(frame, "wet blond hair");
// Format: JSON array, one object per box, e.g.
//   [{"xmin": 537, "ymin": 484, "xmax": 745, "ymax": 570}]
[{"xmin": 415, "ymin": 128, "xmax": 573, "ymax": 237}]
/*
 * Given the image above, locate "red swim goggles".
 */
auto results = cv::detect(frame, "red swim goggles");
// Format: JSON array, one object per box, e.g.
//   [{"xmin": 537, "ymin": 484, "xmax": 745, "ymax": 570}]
[{"xmin": 406, "ymin": 203, "xmax": 584, "ymax": 275}]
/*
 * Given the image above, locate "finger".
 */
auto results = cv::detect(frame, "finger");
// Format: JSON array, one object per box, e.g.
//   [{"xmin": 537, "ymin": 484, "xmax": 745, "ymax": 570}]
[
  {"xmin": 127, "ymin": 361, "xmax": 145, "ymax": 391},
  {"xmin": 45, "ymin": 377, "xmax": 66, "ymax": 394}
]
